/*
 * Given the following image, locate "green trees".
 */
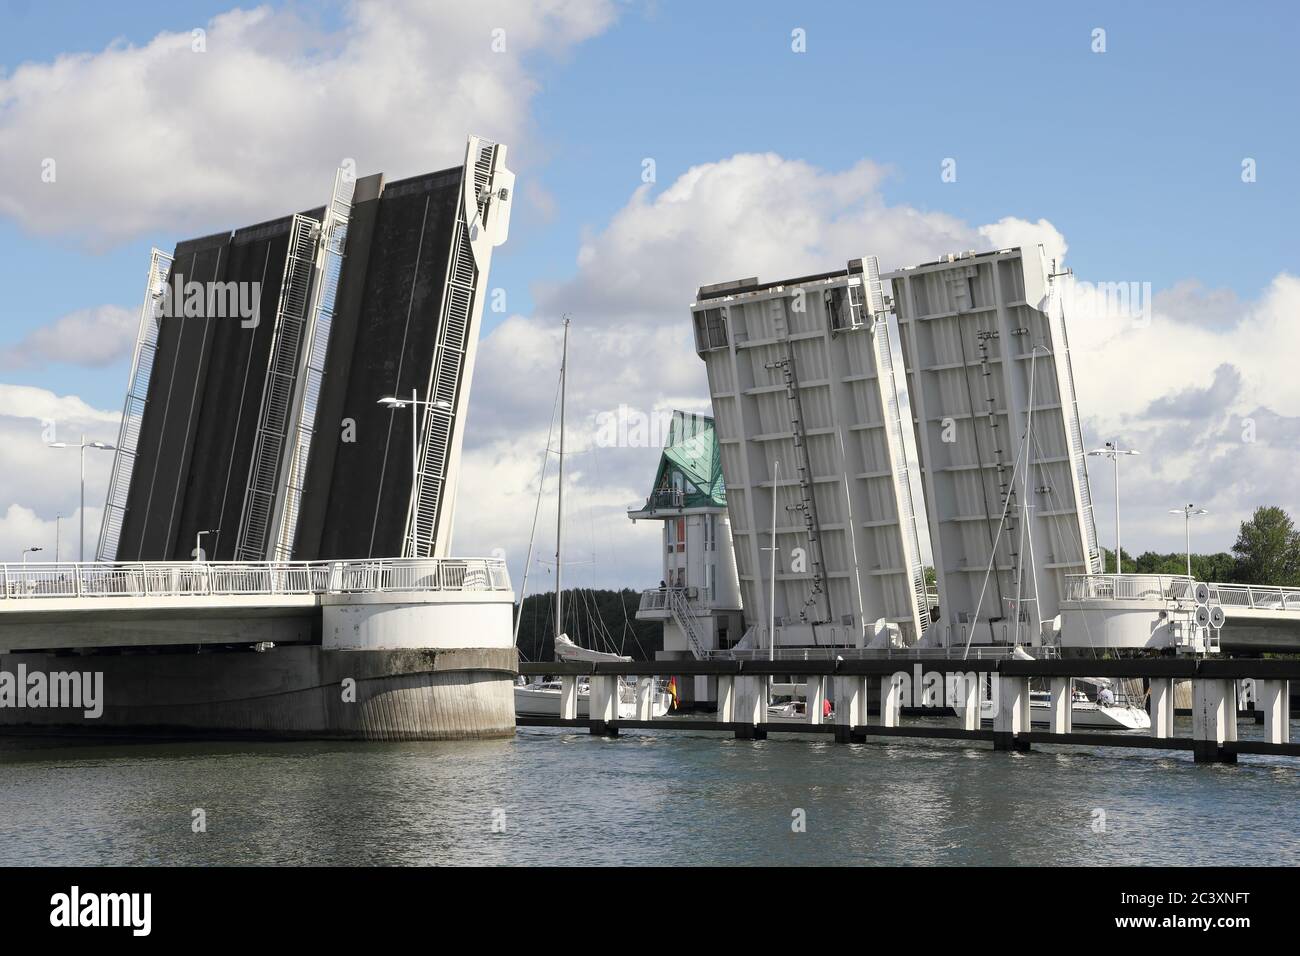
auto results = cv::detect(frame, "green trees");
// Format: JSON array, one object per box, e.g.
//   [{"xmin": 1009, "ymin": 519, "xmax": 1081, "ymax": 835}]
[{"xmin": 1232, "ymin": 506, "xmax": 1300, "ymax": 586}]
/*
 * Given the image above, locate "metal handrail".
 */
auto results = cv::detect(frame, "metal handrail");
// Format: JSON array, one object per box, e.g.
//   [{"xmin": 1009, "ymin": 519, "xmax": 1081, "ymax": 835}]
[
  {"xmin": 1063, "ymin": 574, "xmax": 1300, "ymax": 612},
  {"xmin": 0, "ymin": 558, "xmax": 511, "ymax": 602}
]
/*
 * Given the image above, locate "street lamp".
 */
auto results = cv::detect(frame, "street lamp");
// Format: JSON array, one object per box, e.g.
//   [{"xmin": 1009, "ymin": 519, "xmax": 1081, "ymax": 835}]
[
  {"xmin": 1168, "ymin": 504, "xmax": 1208, "ymax": 579},
  {"xmin": 22, "ymin": 546, "xmax": 42, "ymax": 565},
  {"xmin": 1087, "ymin": 441, "xmax": 1140, "ymax": 574},
  {"xmin": 194, "ymin": 529, "xmax": 218, "ymax": 562},
  {"xmin": 377, "ymin": 390, "xmax": 454, "ymax": 518},
  {"xmin": 54, "ymin": 514, "xmax": 62, "ymax": 563},
  {"xmin": 47, "ymin": 434, "xmax": 116, "ymax": 563}
]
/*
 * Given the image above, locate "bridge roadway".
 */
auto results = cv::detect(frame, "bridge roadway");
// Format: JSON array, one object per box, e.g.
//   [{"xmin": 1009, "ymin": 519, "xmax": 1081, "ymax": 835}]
[{"xmin": 0, "ymin": 558, "xmax": 510, "ymax": 653}]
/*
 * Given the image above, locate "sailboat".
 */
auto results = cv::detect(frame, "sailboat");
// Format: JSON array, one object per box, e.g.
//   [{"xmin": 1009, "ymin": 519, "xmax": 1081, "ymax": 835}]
[{"xmin": 512, "ymin": 317, "xmax": 670, "ymax": 719}]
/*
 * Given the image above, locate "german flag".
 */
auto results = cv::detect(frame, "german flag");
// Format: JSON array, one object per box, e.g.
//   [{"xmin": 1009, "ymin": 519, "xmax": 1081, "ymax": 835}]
[{"xmin": 667, "ymin": 677, "xmax": 679, "ymax": 710}]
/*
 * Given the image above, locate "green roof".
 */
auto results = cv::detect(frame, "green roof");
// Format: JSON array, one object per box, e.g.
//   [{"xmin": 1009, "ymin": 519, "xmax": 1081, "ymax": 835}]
[{"xmin": 650, "ymin": 410, "xmax": 726, "ymax": 508}]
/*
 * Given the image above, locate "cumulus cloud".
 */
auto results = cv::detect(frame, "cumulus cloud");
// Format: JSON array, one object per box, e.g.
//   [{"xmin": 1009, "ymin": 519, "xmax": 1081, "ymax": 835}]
[
  {"xmin": 0, "ymin": 305, "xmax": 136, "ymax": 369},
  {"xmin": 0, "ymin": 385, "xmax": 117, "ymax": 561},
  {"xmin": 0, "ymin": 0, "xmax": 617, "ymax": 246}
]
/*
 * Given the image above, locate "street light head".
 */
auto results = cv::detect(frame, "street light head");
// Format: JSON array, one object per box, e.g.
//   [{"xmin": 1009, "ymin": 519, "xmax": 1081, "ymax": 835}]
[
  {"xmin": 433, "ymin": 400, "xmax": 452, "ymax": 410},
  {"xmin": 47, "ymin": 442, "xmax": 68, "ymax": 448},
  {"xmin": 377, "ymin": 396, "xmax": 406, "ymax": 408},
  {"xmin": 90, "ymin": 441, "xmax": 116, "ymax": 450}
]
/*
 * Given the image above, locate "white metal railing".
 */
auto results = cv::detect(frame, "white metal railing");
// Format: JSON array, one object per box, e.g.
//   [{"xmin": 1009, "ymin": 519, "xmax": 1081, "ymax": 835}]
[
  {"xmin": 1063, "ymin": 573, "xmax": 1195, "ymax": 603},
  {"xmin": 1209, "ymin": 582, "xmax": 1300, "ymax": 612},
  {"xmin": 0, "ymin": 558, "xmax": 511, "ymax": 602}
]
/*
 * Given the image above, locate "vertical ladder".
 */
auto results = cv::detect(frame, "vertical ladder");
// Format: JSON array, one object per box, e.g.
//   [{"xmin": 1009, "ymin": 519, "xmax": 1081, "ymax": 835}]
[
  {"xmin": 404, "ymin": 140, "xmax": 499, "ymax": 557},
  {"xmin": 768, "ymin": 301, "xmax": 829, "ymax": 622},
  {"xmin": 269, "ymin": 169, "xmax": 355, "ymax": 560},
  {"xmin": 235, "ymin": 213, "xmax": 320, "ymax": 560},
  {"xmin": 97, "ymin": 248, "xmax": 174, "ymax": 560}
]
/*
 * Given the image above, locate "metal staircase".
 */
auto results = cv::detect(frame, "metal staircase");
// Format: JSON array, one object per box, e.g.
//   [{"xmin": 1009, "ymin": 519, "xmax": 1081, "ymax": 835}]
[
  {"xmin": 405, "ymin": 139, "xmax": 500, "ymax": 557},
  {"xmin": 665, "ymin": 586, "xmax": 709, "ymax": 660},
  {"xmin": 269, "ymin": 169, "xmax": 355, "ymax": 560},
  {"xmin": 97, "ymin": 248, "xmax": 174, "ymax": 561},
  {"xmin": 235, "ymin": 213, "xmax": 320, "ymax": 560}
]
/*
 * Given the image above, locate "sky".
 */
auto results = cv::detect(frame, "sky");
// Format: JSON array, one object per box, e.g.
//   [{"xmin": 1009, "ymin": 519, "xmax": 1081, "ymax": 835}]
[{"xmin": 0, "ymin": 0, "xmax": 1296, "ymax": 596}]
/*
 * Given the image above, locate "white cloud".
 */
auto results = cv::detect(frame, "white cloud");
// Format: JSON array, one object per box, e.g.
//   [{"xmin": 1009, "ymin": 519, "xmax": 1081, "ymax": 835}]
[
  {"xmin": 0, "ymin": 305, "xmax": 136, "ymax": 369},
  {"xmin": 0, "ymin": 385, "xmax": 117, "ymax": 561},
  {"xmin": 0, "ymin": 0, "xmax": 617, "ymax": 246}
]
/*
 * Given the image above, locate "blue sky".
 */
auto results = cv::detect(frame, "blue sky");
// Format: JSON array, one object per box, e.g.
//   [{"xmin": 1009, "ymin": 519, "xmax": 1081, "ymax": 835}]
[{"xmin": 0, "ymin": 0, "xmax": 1296, "ymax": 579}]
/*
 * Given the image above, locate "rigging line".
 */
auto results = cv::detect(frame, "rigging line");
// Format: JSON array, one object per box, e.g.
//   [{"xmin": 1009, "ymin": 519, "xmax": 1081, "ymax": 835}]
[
  {"xmin": 1013, "ymin": 346, "xmax": 1045, "ymax": 645},
  {"xmin": 512, "ymin": 371, "xmax": 563, "ymax": 649}
]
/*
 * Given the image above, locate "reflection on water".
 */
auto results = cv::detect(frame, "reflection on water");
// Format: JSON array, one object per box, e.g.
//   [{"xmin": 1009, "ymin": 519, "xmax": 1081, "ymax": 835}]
[{"xmin": 1, "ymin": 722, "xmax": 1297, "ymax": 866}]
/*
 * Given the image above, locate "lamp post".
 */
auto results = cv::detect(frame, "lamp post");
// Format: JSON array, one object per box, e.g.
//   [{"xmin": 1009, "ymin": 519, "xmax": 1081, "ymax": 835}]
[
  {"xmin": 1087, "ymin": 441, "xmax": 1140, "ymax": 574},
  {"xmin": 194, "ymin": 530, "xmax": 218, "ymax": 562},
  {"xmin": 377, "ymin": 390, "xmax": 454, "ymax": 546},
  {"xmin": 1168, "ymin": 504, "xmax": 1208, "ymax": 579},
  {"xmin": 54, "ymin": 514, "xmax": 62, "ymax": 563},
  {"xmin": 22, "ymin": 546, "xmax": 42, "ymax": 565},
  {"xmin": 47, "ymin": 434, "xmax": 116, "ymax": 563}
]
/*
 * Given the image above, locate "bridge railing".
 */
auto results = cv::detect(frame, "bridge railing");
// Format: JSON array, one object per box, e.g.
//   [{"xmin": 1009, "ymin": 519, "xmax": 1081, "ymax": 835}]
[
  {"xmin": 1063, "ymin": 573, "xmax": 1195, "ymax": 602},
  {"xmin": 0, "ymin": 558, "xmax": 511, "ymax": 602},
  {"xmin": 1209, "ymin": 583, "xmax": 1300, "ymax": 611}
]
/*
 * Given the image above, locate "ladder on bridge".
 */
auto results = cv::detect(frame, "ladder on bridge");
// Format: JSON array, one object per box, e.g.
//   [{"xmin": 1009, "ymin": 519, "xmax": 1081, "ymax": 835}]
[
  {"xmin": 97, "ymin": 248, "xmax": 174, "ymax": 561},
  {"xmin": 405, "ymin": 140, "xmax": 499, "ymax": 557},
  {"xmin": 235, "ymin": 213, "xmax": 321, "ymax": 560}
]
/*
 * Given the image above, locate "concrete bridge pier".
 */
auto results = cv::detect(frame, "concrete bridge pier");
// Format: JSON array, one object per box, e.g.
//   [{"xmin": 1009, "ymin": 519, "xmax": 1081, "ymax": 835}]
[
  {"xmin": 1150, "ymin": 677, "xmax": 1176, "ymax": 738},
  {"xmin": 716, "ymin": 675, "xmax": 735, "ymax": 724},
  {"xmin": 560, "ymin": 675, "xmax": 579, "ymax": 720},
  {"xmin": 1192, "ymin": 678, "xmax": 1238, "ymax": 763},
  {"xmin": 880, "ymin": 674, "xmax": 902, "ymax": 728},
  {"xmin": 994, "ymin": 675, "xmax": 1030, "ymax": 752},
  {"xmin": 806, "ymin": 675, "xmax": 826, "ymax": 726},
  {"xmin": 833, "ymin": 676, "xmax": 866, "ymax": 742},
  {"xmin": 956, "ymin": 673, "xmax": 980, "ymax": 731},
  {"xmin": 734, "ymin": 675, "xmax": 767, "ymax": 739},
  {"xmin": 588, "ymin": 675, "xmax": 619, "ymax": 736},
  {"xmin": 1048, "ymin": 677, "xmax": 1072, "ymax": 735},
  {"xmin": 1257, "ymin": 679, "xmax": 1290, "ymax": 745}
]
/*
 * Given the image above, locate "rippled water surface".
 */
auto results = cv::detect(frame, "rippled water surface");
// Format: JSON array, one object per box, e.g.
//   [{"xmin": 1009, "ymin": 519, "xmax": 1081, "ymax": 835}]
[{"xmin": 2, "ymin": 721, "xmax": 1297, "ymax": 866}]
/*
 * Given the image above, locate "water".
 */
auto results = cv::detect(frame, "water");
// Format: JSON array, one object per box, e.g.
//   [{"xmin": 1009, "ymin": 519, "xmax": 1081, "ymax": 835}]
[{"xmin": 2, "ymin": 722, "xmax": 1297, "ymax": 866}]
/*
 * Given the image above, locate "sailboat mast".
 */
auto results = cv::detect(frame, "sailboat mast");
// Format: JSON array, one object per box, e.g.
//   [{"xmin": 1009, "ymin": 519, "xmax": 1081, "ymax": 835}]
[{"xmin": 555, "ymin": 316, "xmax": 570, "ymax": 645}]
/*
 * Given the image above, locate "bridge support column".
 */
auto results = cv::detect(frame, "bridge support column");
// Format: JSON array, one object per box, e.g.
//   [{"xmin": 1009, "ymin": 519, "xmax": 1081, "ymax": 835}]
[
  {"xmin": 954, "ymin": 672, "xmax": 980, "ymax": 731},
  {"xmin": 1258, "ymin": 679, "xmax": 1290, "ymax": 745},
  {"xmin": 560, "ymin": 675, "xmax": 579, "ymax": 721},
  {"xmin": 1192, "ymin": 678, "xmax": 1237, "ymax": 763},
  {"xmin": 879, "ymin": 674, "xmax": 902, "ymax": 728},
  {"xmin": 635, "ymin": 677, "xmax": 654, "ymax": 720},
  {"xmin": 1150, "ymin": 678, "xmax": 1176, "ymax": 739},
  {"xmin": 734, "ymin": 675, "xmax": 767, "ymax": 740},
  {"xmin": 1049, "ymin": 677, "xmax": 1072, "ymax": 735},
  {"xmin": 806, "ymin": 675, "xmax": 825, "ymax": 726},
  {"xmin": 588, "ymin": 675, "xmax": 618, "ymax": 736},
  {"xmin": 994, "ymin": 675, "xmax": 1029, "ymax": 752},
  {"xmin": 833, "ymin": 676, "xmax": 865, "ymax": 742},
  {"xmin": 716, "ymin": 675, "xmax": 735, "ymax": 724}
]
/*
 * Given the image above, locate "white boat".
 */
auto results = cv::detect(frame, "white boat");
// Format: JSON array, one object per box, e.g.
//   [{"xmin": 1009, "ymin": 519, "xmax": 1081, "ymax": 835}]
[
  {"xmin": 513, "ymin": 676, "xmax": 671, "ymax": 719},
  {"xmin": 980, "ymin": 687, "xmax": 1150, "ymax": 731}
]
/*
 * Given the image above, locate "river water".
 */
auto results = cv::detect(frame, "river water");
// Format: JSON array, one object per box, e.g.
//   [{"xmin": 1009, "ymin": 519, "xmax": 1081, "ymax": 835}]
[{"xmin": 2, "ymin": 721, "xmax": 1297, "ymax": 866}]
